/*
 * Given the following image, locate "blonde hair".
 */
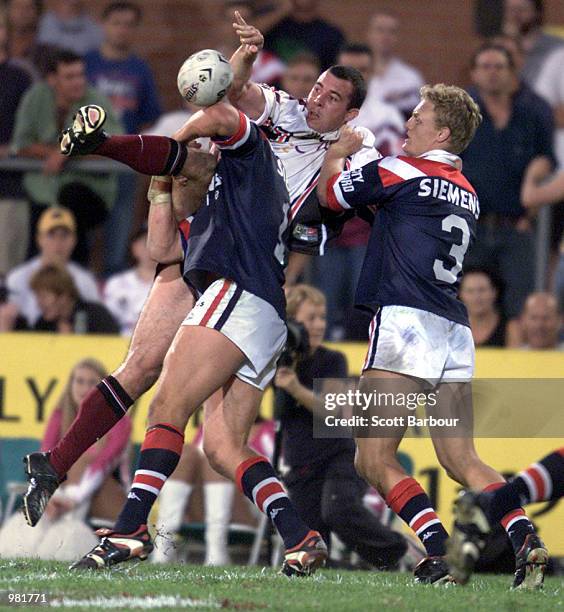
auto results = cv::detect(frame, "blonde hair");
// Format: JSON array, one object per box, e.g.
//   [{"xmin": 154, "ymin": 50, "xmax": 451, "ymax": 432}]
[
  {"xmin": 286, "ymin": 284, "xmax": 326, "ymax": 318},
  {"xmin": 420, "ymin": 84, "xmax": 482, "ymax": 154},
  {"xmin": 57, "ymin": 358, "xmax": 107, "ymax": 434}
]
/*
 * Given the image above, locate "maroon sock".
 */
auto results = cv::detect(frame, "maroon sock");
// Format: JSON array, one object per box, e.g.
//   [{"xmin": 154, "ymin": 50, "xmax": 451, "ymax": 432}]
[
  {"xmin": 49, "ymin": 375, "xmax": 134, "ymax": 478},
  {"xmin": 96, "ymin": 135, "xmax": 187, "ymax": 176}
]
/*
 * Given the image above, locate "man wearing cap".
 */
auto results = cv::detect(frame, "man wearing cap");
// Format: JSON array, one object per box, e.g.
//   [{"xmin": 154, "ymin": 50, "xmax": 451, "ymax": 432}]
[{"xmin": 0, "ymin": 206, "xmax": 100, "ymax": 331}]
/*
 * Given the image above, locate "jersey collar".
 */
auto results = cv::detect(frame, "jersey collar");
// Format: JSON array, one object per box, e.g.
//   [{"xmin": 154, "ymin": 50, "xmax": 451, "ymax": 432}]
[{"xmin": 417, "ymin": 149, "xmax": 462, "ymax": 170}]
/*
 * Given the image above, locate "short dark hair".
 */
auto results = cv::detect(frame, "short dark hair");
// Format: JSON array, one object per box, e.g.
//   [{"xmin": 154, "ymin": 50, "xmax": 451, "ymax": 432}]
[
  {"xmin": 338, "ymin": 43, "xmax": 373, "ymax": 59},
  {"xmin": 328, "ymin": 65, "xmax": 366, "ymax": 110},
  {"xmin": 46, "ymin": 49, "xmax": 83, "ymax": 74},
  {"xmin": 471, "ymin": 42, "xmax": 515, "ymax": 70},
  {"xmin": 30, "ymin": 265, "xmax": 80, "ymax": 301},
  {"xmin": 102, "ymin": 1, "xmax": 142, "ymax": 22}
]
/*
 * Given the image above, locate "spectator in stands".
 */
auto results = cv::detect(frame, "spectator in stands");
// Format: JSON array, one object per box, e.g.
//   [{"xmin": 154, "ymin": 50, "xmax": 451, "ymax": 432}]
[
  {"xmin": 0, "ymin": 9, "xmax": 32, "ymax": 277},
  {"xmin": 5, "ymin": 0, "xmax": 57, "ymax": 79},
  {"xmin": 337, "ymin": 44, "xmax": 404, "ymax": 157},
  {"xmin": 37, "ymin": 0, "xmax": 102, "ymax": 56},
  {"xmin": 85, "ymin": 2, "xmax": 160, "ymax": 135},
  {"xmin": 152, "ymin": 417, "xmax": 274, "ymax": 565},
  {"xmin": 220, "ymin": 1, "xmax": 285, "ymax": 86},
  {"xmin": 280, "ymin": 52, "xmax": 320, "ymax": 100},
  {"xmin": 462, "ymin": 42, "xmax": 555, "ymax": 322},
  {"xmin": 502, "ymin": 0, "xmax": 563, "ymax": 87},
  {"xmin": 364, "ymin": 10, "xmax": 424, "ymax": 119},
  {"xmin": 0, "ymin": 358, "xmax": 131, "ymax": 561},
  {"xmin": 521, "ymin": 160, "xmax": 564, "ymax": 311},
  {"xmin": 0, "ymin": 207, "xmax": 99, "ymax": 330},
  {"xmin": 275, "ymin": 285, "xmax": 407, "ymax": 568},
  {"xmin": 85, "ymin": 1, "xmax": 161, "ymax": 275},
  {"xmin": 30, "ymin": 264, "xmax": 119, "ymax": 334},
  {"xmin": 11, "ymin": 48, "xmax": 122, "ymax": 266},
  {"xmin": 534, "ymin": 45, "xmax": 564, "ymax": 170},
  {"xmin": 520, "ymin": 292, "xmax": 563, "ymax": 350},
  {"xmin": 263, "ymin": 0, "xmax": 345, "ymax": 70},
  {"xmin": 459, "ymin": 267, "xmax": 513, "ymax": 347},
  {"xmin": 103, "ymin": 225, "xmax": 154, "ymax": 336}
]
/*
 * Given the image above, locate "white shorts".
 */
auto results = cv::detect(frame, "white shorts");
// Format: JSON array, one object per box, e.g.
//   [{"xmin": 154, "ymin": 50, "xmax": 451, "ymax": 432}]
[
  {"xmin": 182, "ymin": 279, "xmax": 287, "ymax": 390},
  {"xmin": 363, "ymin": 305, "xmax": 474, "ymax": 384}
]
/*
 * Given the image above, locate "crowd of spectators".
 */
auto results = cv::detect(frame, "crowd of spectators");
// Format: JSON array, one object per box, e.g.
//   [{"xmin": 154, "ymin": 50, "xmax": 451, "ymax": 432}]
[{"xmin": 0, "ymin": 0, "xmax": 562, "ymax": 347}]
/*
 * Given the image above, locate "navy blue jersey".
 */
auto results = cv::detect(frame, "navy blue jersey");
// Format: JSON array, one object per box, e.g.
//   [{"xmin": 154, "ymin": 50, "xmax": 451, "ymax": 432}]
[
  {"xmin": 181, "ymin": 111, "xmax": 290, "ymax": 320},
  {"xmin": 325, "ymin": 151, "xmax": 480, "ymax": 326}
]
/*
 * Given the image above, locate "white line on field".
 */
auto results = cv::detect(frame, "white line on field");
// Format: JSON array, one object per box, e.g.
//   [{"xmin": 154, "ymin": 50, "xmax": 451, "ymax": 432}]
[{"xmin": 49, "ymin": 595, "xmax": 221, "ymax": 609}]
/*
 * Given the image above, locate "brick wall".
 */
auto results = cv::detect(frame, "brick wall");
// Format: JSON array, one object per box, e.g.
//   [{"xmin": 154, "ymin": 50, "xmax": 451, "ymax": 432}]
[{"xmin": 46, "ymin": 0, "xmax": 564, "ymax": 112}]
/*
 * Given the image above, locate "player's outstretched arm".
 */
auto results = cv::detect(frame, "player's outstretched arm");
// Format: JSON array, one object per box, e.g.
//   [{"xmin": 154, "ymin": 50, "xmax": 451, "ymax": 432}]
[
  {"xmin": 317, "ymin": 126, "xmax": 364, "ymax": 209},
  {"xmin": 521, "ymin": 155, "xmax": 564, "ymax": 209},
  {"xmin": 147, "ymin": 177, "xmax": 183, "ymax": 264},
  {"xmin": 228, "ymin": 11, "xmax": 267, "ymax": 120},
  {"xmin": 172, "ymin": 102, "xmax": 242, "ymax": 146}
]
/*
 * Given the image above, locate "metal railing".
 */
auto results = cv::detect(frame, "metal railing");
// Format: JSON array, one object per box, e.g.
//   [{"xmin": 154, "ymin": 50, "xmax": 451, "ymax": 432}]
[
  {"xmin": 0, "ymin": 156, "xmax": 133, "ymax": 174},
  {"xmin": 0, "ymin": 156, "xmax": 554, "ymax": 290}
]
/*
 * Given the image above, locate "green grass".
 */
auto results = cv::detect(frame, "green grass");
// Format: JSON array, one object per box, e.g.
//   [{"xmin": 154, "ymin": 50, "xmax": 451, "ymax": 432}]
[{"xmin": 0, "ymin": 559, "xmax": 562, "ymax": 611}]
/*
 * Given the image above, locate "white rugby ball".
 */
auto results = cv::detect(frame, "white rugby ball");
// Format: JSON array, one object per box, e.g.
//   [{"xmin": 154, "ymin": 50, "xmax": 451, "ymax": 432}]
[{"xmin": 177, "ymin": 49, "xmax": 233, "ymax": 107}]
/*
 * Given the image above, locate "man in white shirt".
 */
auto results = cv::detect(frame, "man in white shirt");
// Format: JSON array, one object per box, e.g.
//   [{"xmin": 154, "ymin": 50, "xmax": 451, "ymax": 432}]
[
  {"xmin": 364, "ymin": 10, "xmax": 424, "ymax": 119},
  {"xmin": 0, "ymin": 206, "xmax": 100, "ymax": 329}
]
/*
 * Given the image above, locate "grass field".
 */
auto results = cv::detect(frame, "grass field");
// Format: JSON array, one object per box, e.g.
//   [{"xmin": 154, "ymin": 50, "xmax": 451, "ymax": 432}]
[{"xmin": 0, "ymin": 560, "xmax": 562, "ymax": 611}]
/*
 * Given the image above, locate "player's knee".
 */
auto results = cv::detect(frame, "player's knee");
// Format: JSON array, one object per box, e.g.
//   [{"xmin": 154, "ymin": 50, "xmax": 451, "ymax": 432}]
[{"xmin": 202, "ymin": 436, "xmax": 226, "ymax": 474}]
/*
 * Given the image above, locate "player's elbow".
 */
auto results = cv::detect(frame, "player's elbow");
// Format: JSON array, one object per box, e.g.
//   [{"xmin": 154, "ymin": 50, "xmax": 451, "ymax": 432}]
[{"xmin": 203, "ymin": 102, "xmax": 240, "ymax": 137}]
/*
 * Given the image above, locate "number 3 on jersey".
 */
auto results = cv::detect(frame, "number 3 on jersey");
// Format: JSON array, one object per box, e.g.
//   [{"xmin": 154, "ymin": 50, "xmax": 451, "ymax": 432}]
[{"xmin": 433, "ymin": 214, "xmax": 470, "ymax": 284}]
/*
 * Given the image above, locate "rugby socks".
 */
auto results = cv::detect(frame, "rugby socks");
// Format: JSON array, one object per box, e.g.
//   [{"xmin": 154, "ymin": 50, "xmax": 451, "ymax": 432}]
[
  {"xmin": 96, "ymin": 135, "xmax": 188, "ymax": 176},
  {"xmin": 236, "ymin": 456, "xmax": 310, "ymax": 550},
  {"xmin": 482, "ymin": 482, "xmax": 535, "ymax": 555},
  {"xmin": 114, "ymin": 423, "xmax": 185, "ymax": 534},
  {"xmin": 49, "ymin": 375, "xmax": 134, "ymax": 478},
  {"xmin": 481, "ymin": 448, "xmax": 564, "ymax": 525},
  {"xmin": 386, "ymin": 477, "xmax": 449, "ymax": 557}
]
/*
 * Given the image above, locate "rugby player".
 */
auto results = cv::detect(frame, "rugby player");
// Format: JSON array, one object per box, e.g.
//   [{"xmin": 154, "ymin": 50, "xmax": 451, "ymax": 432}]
[
  {"xmin": 226, "ymin": 11, "xmax": 380, "ymax": 257},
  {"xmin": 24, "ymin": 102, "xmax": 328, "ymax": 575},
  {"xmin": 449, "ymin": 447, "xmax": 564, "ymax": 585},
  {"xmin": 316, "ymin": 84, "xmax": 548, "ymax": 588},
  {"xmin": 22, "ymin": 32, "xmax": 374, "ymax": 554}
]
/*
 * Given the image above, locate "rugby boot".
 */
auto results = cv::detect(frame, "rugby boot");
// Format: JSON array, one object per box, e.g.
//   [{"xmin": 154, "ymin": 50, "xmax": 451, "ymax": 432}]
[
  {"xmin": 22, "ymin": 452, "xmax": 64, "ymax": 527},
  {"xmin": 281, "ymin": 530, "xmax": 328, "ymax": 576},
  {"xmin": 413, "ymin": 556, "xmax": 454, "ymax": 585},
  {"xmin": 70, "ymin": 524, "xmax": 153, "ymax": 570},
  {"xmin": 447, "ymin": 490, "xmax": 490, "ymax": 585},
  {"xmin": 512, "ymin": 533, "xmax": 548, "ymax": 590},
  {"xmin": 60, "ymin": 104, "xmax": 108, "ymax": 156}
]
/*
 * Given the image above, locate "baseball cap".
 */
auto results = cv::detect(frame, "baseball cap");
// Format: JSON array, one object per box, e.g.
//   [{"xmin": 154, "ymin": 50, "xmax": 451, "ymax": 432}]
[{"xmin": 37, "ymin": 207, "xmax": 77, "ymax": 235}]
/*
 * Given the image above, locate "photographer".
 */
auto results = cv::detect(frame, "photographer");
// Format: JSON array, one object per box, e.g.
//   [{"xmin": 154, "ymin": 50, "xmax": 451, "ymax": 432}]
[{"xmin": 274, "ymin": 284, "xmax": 407, "ymax": 569}]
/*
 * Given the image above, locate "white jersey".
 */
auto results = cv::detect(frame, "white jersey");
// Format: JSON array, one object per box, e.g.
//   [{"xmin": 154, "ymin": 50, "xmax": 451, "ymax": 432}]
[
  {"xmin": 255, "ymin": 86, "xmax": 380, "ymax": 254},
  {"xmin": 256, "ymin": 85, "xmax": 380, "ymax": 210}
]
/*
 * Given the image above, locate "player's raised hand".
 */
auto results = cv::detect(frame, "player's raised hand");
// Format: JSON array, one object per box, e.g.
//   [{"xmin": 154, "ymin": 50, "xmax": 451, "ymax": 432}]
[
  {"xmin": 233, "ymin": 10, "xmax": 263, "ymax": 55},
  {"xmin": 330, "ymin": 126, "xmax": 364, "ymax": 158}
]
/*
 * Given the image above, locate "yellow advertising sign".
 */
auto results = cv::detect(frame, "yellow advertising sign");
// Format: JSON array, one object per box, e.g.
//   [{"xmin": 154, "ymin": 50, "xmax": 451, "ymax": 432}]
[{"xmin": 0, "ymin": 334, "xmax": 562, "ymax": 552}]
